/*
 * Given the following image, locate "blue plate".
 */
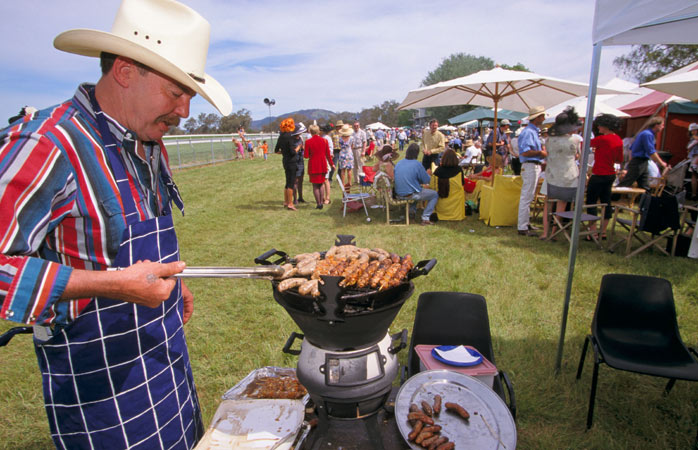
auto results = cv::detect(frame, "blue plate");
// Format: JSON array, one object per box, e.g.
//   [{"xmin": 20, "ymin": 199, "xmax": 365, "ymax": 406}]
[{"xmin": 431, "ymin": 345, "xmax": 483, "ymax": 367}]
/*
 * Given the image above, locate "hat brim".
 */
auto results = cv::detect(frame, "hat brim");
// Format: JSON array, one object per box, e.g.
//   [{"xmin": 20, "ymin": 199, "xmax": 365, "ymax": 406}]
[
  {"xmin": 527, "ymin": 112, "xmax": 545, "ymax": 120},
  {"xmin": 54, "ymin": 29, "xmax": 232, "ymax": 116}
]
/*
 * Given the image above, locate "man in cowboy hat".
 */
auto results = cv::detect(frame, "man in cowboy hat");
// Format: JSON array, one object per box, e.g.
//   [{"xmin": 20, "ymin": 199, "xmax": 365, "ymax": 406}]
[
  {"xmin": 517, "ymin": 106, "xmax": 548, "ymax": 236},
  {"xmin": 0, "ymin": 0, "xmax": 231, "ymax": 448}
]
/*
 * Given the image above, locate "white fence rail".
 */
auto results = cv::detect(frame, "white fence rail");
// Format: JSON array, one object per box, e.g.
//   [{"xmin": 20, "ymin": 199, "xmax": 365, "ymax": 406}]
[{"xmin": 162, "ymin": 133, "xmax": 277, "ymax": 169}]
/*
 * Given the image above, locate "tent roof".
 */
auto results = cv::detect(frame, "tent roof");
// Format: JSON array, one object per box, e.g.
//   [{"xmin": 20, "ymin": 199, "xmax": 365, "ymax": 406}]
[
  {"xmin": 592, "ymin": 0, "xmax": 698, "ymax": 45},
  {"xmin": 619, "ymin": 90, "xmax": 686, "ymax": 117},
  {"xmin": 448, "ymin": 107, "xmax": 527, "ymax": 124}
]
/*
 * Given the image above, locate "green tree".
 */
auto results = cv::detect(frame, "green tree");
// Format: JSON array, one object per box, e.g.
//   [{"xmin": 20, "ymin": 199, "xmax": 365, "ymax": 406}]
[
  {"xmin": 613, "ymin": 44, "xmax": 698, "ymax": 83},
  {"xmin": 418, "ymin": 53, "xmax": 530, "ymax": 125},
  {"xmin": 183, "ymin": 117, "xmax": 198, "ymax": 134},
  {"xmin": 219, "ymin": 109, "xmax": 252, "ymax": 134},
  {"xmin": 195, "ymin": 113, "xmax": 220, "ymax": 134}
]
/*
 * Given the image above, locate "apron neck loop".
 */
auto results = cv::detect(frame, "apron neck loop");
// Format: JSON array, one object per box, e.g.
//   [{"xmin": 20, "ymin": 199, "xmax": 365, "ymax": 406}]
[{"xmin": 88, "ymin": 88, "xmax": 142, "ymax": 227}]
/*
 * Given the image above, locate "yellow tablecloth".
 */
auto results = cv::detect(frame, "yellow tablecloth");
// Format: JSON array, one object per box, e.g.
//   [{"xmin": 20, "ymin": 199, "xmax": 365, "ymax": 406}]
[{"xmin": 479, "ymin": 174, "xmax": 522, "ymax": 226}]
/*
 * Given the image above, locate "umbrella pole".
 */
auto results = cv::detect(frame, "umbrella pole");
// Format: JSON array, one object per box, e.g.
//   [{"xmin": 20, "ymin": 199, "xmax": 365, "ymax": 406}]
[
  {"xmin": 554, "ymin": 43, "xmax": 602, "ymax": 373},
  {"xmin": 493, "ymin": 103, "xmax": 498, "ymax": 170}
]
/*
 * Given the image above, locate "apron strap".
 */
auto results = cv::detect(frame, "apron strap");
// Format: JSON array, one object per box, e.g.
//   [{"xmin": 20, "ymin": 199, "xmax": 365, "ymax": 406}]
[{"xmin": 88, "ymin": 88, "xmax": 182, "ymax": 223}]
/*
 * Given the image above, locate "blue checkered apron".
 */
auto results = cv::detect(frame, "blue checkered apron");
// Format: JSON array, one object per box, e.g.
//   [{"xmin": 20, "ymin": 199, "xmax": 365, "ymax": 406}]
[{"xmin": 34, "ymin": 94, "xmax": 202, "ymax": 449}]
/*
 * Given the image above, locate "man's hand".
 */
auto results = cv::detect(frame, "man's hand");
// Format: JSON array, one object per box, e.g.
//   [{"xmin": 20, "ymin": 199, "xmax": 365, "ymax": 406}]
[
  {"xmin": 61, "ymin": 260, "xmax": 186, "ymax": 308},
  {"xmin": 113, "ymin": 260, "xmax": 184, "ymax": 307},
  {"xmin": 181, "ymin": 281, "xmax": 194, "ymax": 324}
]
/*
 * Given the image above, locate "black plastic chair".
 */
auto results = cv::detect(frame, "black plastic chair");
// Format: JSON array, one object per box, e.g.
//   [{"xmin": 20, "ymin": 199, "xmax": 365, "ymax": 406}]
[
  {"xmin": 406, "ymin": 291, "xmax": 516, "ymax": 419},
  {"xmin": 576, "ymin": 274, "xmax": 698, "ymax": 429}
]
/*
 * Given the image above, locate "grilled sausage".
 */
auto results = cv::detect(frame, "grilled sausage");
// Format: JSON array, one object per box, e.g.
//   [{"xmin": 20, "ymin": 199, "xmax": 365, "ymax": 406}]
[
  {"xmin": 422, "ymin": 434, "xmax": 440, "ymax": 447},
  {"xmin": 278, "ymin": 277, "xmax": 306, "ymax": 292},
  {"xmin": 414, "ymin": 431, "xmax": 433, "ymax": 444},
  {"xmin": 428, "ymin": 436, "xmax": 448, "ymax": 450},
  {"xmin": 407, "ymin": 412, "xmax": 434, "ymax": 425},
  {"xmin": 435, "ymin": 442, "xmax": 455, "ymax": 450},
  {"xmin": 298, "ymin": 279, "xmax": 319, "ymax": 297},
  {"xmin": 407, "ymin": 420, "xmax": 424, "ymax": 441},
  {"xmin": 421, "ymin": 400, "xmax": 433, "ymax": 417},
  {"xmin": 445, "ymin": 402, "xmax": 470, "ymax": 420},
  {"xmin": 433, "ymin": 395, "xmax": 442, "ymax": 416},
  {"xmin": 421, "ymin": 425, "xmax": 441, "ymax": 434}
]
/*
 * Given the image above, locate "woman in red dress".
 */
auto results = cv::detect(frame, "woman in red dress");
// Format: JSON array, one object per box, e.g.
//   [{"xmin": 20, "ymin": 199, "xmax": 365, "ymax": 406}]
[{"xmin": 304, "ymin": 124, "xmax": 335, "ymax": 209}]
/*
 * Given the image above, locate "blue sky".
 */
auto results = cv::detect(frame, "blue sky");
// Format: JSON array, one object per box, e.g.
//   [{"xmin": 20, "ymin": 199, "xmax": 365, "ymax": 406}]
[{"xmin": 0, "ymin": 0, "xmax": 632, "ymax": 124}]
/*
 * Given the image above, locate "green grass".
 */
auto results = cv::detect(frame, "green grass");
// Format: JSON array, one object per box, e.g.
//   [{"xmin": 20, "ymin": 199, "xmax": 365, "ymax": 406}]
[{"xmin": 1, "ymin": 153, "xmax": 696, "ymax": 449}]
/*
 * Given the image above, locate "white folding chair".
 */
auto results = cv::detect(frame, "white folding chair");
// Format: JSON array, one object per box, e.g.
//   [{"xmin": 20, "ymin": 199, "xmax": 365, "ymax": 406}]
[{"xmin": 336, "ymin": 173, "xmax": 372, "ymax": 221}]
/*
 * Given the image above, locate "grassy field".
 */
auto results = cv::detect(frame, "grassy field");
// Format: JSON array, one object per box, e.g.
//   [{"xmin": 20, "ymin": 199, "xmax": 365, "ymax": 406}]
[{"xmin": 0, "ymin": 152, "xmax": 696, "ymax": 449}]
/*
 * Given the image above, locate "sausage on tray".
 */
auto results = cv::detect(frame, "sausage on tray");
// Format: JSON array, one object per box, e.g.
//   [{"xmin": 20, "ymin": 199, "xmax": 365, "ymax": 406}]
[
  {"xmin": 433, "ymin": 394, "xmax": 442, "ymax": 416},
  {"xmin": 428, "ymin": 436, "xmax": 448, "ymax": 450},
  {"xmin": 435, "ymin": 442, "xmax": 455, "ymax": 450},
  {"xmin": 421, "ymin": 400, "xmax": 433, "ymax": 417},
  {"xmin": 407, "ymin": 412, "xmax": 434, "ymax": 425},
  {"xmin": 445, "ymin": 402, "xmax": 470, "ymax": 420},
  {"xmin": 414, "ymin": 431, "xmax": 433, "ymax": 445},
  {"xmin": 407, "ymin": 420, "xmax": 424, "ymax": 441},
  {"xmin": 421, "ymin": 425, "xmax": 441, "ymax": 434}
]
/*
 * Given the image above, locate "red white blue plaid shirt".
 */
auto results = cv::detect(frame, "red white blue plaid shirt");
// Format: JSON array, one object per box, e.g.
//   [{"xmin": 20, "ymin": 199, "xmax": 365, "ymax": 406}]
[{"xmin": 0, "ymin": 84, "xmax": 182, "ymax": 327}]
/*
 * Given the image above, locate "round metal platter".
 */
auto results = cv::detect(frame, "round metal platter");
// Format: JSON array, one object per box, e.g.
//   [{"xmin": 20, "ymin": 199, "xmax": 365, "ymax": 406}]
[{"xmin": 395, "ymin": 370, "xmax": 516, "ymax": 449}]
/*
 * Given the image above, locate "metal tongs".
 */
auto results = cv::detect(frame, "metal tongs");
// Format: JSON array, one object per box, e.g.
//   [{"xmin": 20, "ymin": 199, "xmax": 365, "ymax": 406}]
[{"xmin": 108, "ymin": 265, "xmax": 284, "ymax": 280}]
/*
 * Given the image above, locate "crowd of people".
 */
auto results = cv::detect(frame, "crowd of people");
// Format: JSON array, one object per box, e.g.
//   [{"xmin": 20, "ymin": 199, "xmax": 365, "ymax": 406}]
[{"xmin": 271, "ymin": 105, "xmax": 695, "ymax": 242}]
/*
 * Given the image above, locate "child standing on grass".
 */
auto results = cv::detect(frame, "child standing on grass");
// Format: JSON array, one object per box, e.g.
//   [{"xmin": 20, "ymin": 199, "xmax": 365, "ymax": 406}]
[
  {"xmin": 262, "ymin": 140, "xmax": 269, "ymax": 160},
  {"xmin": 233, "ymin": 138, "xmax": 245, "ymax": 160}
]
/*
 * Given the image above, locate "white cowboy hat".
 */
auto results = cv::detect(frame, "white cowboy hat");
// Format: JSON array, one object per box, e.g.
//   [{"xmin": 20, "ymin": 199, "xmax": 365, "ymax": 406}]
[
  {"xmin": 527, "ymin": 106, "xmax": 546, "ymax": 120},
  {"xmin": 53, "ymin": 0, "xmax": 232, "ymax": 116}
]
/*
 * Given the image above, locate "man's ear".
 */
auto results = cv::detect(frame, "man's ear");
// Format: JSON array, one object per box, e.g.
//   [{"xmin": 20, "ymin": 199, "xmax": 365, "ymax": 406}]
[{"xmin": 110, "ymin": 57, "xmax": 139, "ymax": 89}]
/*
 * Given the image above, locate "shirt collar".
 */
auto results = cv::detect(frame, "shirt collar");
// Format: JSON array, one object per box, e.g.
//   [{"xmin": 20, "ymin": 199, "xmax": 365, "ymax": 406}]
[{"xmin": 73, "ymin": 83, "xmax": 154, "ymax": 162}]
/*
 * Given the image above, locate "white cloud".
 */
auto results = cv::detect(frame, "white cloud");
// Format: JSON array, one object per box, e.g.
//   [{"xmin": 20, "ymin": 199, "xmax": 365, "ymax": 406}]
[{"xmin": 0, "ymin": 0, "xmax": 631, "ymax": 125}]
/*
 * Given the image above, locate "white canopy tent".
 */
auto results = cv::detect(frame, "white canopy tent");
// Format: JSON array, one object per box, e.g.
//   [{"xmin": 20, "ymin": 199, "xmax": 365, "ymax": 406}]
[
  {"xmin": 543, "ymin": 96, "xmax": 630, "ymax": 124},
  {"xmin": 365, "ymin": 122, "xmax": 391, "ymax": 130},
  {"xmin": 438, "ymin": 125, "xmax": 457, "ymax": 131},
  {"xmin": 555, "ymin": 0, "xmax": 698, "ymax": 371},
  {"xmin": 596, "ymin": 78, "xmax": 652, "ymax": 109}
]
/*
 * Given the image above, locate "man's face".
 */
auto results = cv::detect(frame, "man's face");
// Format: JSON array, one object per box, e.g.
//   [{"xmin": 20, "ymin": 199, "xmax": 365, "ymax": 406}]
[
  {"xmin": 531, "ymin": 115, "xmax": 545, "ymax": 127},
  {"xmin": 127, "ymin": 64, "xmax": 195, "ymax": 141},
  {"xmin": 430, "ymin": 121, "xmax": 439, "ymax": 133},
  {"xmin": 353, "ymin": 122, "xmax": 360, "ymax": 131},
  {"xmin": 653, "ymin": 122, "xmax": 665, "ymax": 134}
]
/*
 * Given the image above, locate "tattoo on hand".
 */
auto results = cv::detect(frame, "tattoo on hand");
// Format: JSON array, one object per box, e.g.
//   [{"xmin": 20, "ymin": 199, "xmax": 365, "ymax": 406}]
[{"xmin": 146, "ymin": 274, "xmax": 157, "ymax": 284}]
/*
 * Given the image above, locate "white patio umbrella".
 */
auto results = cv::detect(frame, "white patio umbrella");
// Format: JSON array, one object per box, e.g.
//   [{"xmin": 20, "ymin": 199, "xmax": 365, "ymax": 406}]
[
  {"xmin": 641, "ymin": 61, "xmax": 698, "ymax": 101},
  {"xmin": 398, "ymin": 67, "xmax": 629, "ymax": 157},
  {"xmin": 438, "ymin": 125, "xmax": 457, "ymax": 131},
  {"xmin": 543, "ymin": 96, "xmax": 630, "ymax": 124}
]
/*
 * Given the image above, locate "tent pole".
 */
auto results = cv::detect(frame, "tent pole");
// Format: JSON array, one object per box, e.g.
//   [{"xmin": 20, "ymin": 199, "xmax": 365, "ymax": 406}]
[{"xmin": 555, "ymin": 43, "xmax": 602, "ymax": 374}]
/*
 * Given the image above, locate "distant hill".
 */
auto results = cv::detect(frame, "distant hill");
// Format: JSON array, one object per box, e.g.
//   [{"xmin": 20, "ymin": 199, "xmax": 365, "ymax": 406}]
[{"xmin": 250, "ymin": 108, "xmax": 337, "ymax": 130}]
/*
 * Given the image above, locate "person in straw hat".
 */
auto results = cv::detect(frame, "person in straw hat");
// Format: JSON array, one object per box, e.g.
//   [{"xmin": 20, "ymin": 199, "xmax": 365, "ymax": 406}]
[
  {"xmin": 0, "ymin": 1, "xmax": 231, "ymax": 447},
  {"xmin": 517, "ymin": 106, "xmax": 548, "ymax": 236}
]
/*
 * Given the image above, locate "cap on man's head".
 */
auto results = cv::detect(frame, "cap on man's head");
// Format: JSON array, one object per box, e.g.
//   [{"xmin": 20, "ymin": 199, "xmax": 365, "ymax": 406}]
[
  {"xmin": 500, "ymin": 119, "xmax": 511, "ymax": 126},
  {"xmin": 689, "ymin": 123, "xmax": 698, "ymax": 131},
  {"xmin": 53, "ymin": 0, "xmax": 232, "ymax": 115}
]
